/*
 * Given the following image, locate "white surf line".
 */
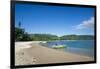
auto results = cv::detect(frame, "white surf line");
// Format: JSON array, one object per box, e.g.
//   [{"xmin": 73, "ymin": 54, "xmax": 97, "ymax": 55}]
[
  {"xmin": 15, "ymin": 41, "xmax": 47, "ymax": 52},
  {"xmin": 15, "ymin": 42, "xmax": 32, "ymax": 52}
]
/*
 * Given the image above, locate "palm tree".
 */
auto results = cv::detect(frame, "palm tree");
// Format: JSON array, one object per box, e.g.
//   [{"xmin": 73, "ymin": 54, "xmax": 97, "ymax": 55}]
[{"xmin": 18, "ymin": 21, "xmax": 21, "ymax": 28}]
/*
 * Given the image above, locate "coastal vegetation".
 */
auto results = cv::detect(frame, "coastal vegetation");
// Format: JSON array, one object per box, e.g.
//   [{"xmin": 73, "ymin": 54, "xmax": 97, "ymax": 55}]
[
  {"xmin": 15, "ymin": 27, "xmax": 94, "ymax": 41},
  {"xmin": 60, "ymin": 35, "xmax": 94, "ymax": 40},
  {"xmin": 15, "ymin": 27, "xmax": 32, "ymax": 41}
]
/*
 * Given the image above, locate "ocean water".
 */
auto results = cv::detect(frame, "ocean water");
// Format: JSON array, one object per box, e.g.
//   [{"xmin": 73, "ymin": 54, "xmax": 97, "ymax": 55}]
[{"xmin": 46, "ymin": 40, "xmax": 94, "ymax": 57}]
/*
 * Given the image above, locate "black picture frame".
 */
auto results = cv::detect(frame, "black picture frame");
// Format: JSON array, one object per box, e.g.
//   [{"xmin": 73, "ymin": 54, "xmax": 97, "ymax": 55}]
[{"xmin": 11, "ymin": 0, "xmax": 97, "ymax": 69}]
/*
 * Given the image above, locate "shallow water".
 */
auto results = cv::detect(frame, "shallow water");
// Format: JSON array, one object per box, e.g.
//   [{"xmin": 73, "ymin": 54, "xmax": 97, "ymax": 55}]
[{"xmin": 45, "ymin": 40, "xmax": 94, "ymax": 57}]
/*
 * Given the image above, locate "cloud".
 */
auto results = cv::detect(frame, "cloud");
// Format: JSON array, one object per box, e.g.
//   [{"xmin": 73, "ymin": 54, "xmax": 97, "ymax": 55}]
[{"xmin": 75, "ymin": 17, "xmax": 94, "ymax": 30}]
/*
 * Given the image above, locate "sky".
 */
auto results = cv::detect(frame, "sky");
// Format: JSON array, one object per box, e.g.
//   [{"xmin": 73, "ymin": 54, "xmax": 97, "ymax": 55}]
[{"xmin": 15, "ymin": 4, "xmax": 95, "ymax": 36}]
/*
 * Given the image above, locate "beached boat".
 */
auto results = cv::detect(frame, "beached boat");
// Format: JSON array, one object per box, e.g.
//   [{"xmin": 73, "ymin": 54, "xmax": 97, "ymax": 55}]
[{"xmin": 52, "ymin": 45, "xmax": 66, "ymax": 49}]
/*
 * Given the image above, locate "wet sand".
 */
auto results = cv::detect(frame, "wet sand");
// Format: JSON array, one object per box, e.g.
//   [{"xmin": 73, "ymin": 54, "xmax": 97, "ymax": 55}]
[{"xmin": 15, "ymin": 42, "xmax": 94, "ymax": 65}]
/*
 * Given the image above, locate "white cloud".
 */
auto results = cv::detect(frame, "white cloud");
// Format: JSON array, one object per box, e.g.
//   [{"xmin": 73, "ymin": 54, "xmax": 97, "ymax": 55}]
[{"xmin": 75, "ymin": 17, "xmax": 94, "ymax": 30}]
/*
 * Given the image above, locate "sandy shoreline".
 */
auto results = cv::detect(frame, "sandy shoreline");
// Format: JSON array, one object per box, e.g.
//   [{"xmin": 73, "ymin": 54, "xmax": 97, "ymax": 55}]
[{"xmin": 15, "ymin": 42, "xmax": 94, "ymax": 65}]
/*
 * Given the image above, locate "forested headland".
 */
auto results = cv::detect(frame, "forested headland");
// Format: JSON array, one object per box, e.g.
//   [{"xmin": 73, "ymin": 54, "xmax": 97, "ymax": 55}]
[{"xmin": 15, "ymin": 27, "xmax": 94, "ymax": 41}]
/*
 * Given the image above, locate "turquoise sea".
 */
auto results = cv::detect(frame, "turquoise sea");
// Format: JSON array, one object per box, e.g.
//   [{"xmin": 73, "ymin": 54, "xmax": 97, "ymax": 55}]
[{"xmin": 45, "ymin": 40, "xmax": 94, "ymax": 57}]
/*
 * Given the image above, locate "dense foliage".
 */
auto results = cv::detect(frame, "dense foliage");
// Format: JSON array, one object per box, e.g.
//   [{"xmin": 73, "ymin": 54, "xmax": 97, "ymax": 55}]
[
  {"xmin": 15, "ymin": 27, "xmax": 32, "ymax": 41},
  {"xmin": 15, "ymin": 27, "xmax": 94, "ymax": 41}
]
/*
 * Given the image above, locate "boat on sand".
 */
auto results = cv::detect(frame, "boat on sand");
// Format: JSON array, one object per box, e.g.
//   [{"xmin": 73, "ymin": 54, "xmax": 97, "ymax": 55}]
[{"xmin": 52, "ymin": 45, "xmax": 66, "ymax": 49}]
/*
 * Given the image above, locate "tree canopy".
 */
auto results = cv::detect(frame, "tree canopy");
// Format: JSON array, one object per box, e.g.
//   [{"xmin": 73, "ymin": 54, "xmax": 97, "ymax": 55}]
[{"xmin": 15, "ymin": 27, "xmax": 32, "ymax": 41}]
